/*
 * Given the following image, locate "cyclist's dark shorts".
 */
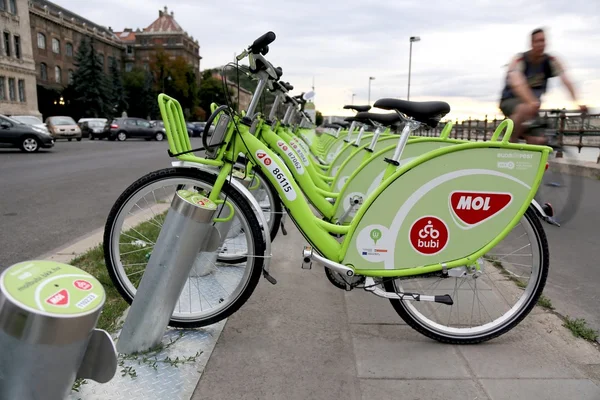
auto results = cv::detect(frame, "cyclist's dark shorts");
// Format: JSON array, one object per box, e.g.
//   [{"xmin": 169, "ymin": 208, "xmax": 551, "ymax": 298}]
[{"xmin": 499, "ymin": 98, "xmax": 521, "ymax": 118}]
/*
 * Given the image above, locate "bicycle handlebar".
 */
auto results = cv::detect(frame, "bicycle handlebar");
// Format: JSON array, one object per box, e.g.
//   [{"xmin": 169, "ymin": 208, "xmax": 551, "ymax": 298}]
[{"xmin": 250, "ymin": 31, "xmax": 276, "ymax": 54}]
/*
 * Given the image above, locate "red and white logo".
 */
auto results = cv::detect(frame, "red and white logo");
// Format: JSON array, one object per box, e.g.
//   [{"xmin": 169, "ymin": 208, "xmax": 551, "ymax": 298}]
[
  {"xmin": 450, "ymin": 191, "xmax": 512, "ymax": 226},
  {"xmin": 277, "ymin": 141, "xmax": 289, "ymax": 151},
  {"xmin": 409, "ymin": 216, "xmax": 449, "ymax": 255},
  {"xmin": 256, "ymin": 151, "xmax": 272, "ymax": 166},
  {"xmin": 73, "ymin": 279, "xmax": 93, "ymax": 291},
  {"xmin": 46, "ymin": 289, "xmax": 70, "ymax": 306}
]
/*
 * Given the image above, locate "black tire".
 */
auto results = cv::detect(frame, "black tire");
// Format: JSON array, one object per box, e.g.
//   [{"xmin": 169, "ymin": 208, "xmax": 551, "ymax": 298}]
[
  {"xmin": 89, "ymin": 135, "xmax": 94, "ymax": 140},
  {"xmin": 68, "ymin": 138, "xmax": 72, "ymax": 142},
  {"xmin": 116, "ymin": 131, "xmax": 127, "ymax": 141},
  {"xmin": 103, "ymin": 167, "xmax": 265, "ymax": 328},
  {"xmin": 383, "ymin": 206, "xmax": 549, "ymax": 344},
  {"xmin": 76, "ymin": 138, "xmax": 82, "ymax": 142},
  {"xmin": 20, "ymin": 136, "xmax": 40, "ymax": 152},
  {"xmin": 155, "ymin": 131, "xmax": 164, "ymax": 141}
]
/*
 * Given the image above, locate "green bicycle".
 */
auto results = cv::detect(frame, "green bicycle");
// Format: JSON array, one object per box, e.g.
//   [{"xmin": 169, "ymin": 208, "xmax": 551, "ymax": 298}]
[{"xmin": 104, "ymin": 32, "xmax": 551, "ymax": 344}]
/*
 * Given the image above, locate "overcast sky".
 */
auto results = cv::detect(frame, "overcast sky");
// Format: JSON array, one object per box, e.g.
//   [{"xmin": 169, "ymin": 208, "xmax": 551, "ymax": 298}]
[{"xmin": 57, "ymin": 0, "xmax": 599, "ymax": 120}]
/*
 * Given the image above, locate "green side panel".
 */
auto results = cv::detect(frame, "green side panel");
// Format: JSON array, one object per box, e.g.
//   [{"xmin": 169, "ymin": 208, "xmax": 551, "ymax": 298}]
[
  {"xmin": 331, "ymin": 136, "xmax": 400, "ymax": 192},
  {"xmin": 333, "ymin": 140, "xmax": 455, "ymax": 221},
  {"xmin": 342, "ymin": 144, "xmax": 548, "ymax": 272},
  {"xmin": 328, "ymin": 134, "xmax": 376, "ymax": 176}
]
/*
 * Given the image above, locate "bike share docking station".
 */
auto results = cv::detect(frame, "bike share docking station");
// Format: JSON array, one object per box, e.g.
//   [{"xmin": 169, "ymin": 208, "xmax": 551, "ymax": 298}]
[
  {"xmin": 117, "ymin": 188, "xmax": 227, "ymax": 354},
  {"xmin": 0, "ymin": 260, "xmax": 117, "ymax": 400}
]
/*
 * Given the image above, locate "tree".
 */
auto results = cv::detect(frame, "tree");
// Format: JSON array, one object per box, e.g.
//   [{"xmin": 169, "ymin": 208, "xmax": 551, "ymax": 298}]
[
  {"xmin": 198, "ymin": 69, "xmax": 233, "ymax": 115},
  {"xmin": 123, "ymin": 67, "xmax": 158, "ymax": 119},
  {"xmin": 109, "ymin": 57, "xmax": 128, "ymax": 118},
  {"xmin": 315, "ymin": 110, "xmax": 323, "ymax": 126},
  {"xmin": 69, "ymin": 37, "xmax": 111, "ymax": 119}
]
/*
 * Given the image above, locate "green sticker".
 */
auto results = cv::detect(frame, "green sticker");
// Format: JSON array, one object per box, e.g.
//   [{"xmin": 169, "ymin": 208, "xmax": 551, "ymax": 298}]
[
  {"xmin": 177, "ymin": 189, "xmax": 217, "ymax": 210},
  {"xmin": 1, "ymin": 260, "xmax": 105, "ymax": 316},
  {"xmin": 370, "ymin": 228, "xmax": 382, "ymax": 245}
]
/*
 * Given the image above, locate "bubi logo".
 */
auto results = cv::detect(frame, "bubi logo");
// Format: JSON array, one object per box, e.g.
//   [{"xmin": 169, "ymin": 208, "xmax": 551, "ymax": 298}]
[
  {"xmin": 257, "ymin": 151, "xmax": 272, "ymax": 166},
  {"xmin": 73, "ymin": 279, "xmax": 93, "ymax": 291},
  {"xmin": 409, "ymin": 216, "xmax": 449, "ymax": 255},
  {"xmin": 450, "ymin": 191, "xmax": 513, "ymax": 227}
]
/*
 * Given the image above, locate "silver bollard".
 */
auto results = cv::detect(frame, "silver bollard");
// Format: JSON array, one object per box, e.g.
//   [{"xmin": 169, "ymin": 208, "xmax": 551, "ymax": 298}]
[
  {"xmin": 116, "ymin": 189, "xmax": 219, "ymax": 354},
  {"xmin": 0, "ymin": 260, "xmax": 117, "ymax": 400}
]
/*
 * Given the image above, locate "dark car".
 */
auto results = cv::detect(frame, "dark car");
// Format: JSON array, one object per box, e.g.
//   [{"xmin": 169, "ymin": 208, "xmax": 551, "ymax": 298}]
[
  {"xmin": 82, "ymin": 119, "xmax": 110, "ymax": 140},
  {"xmin": 0, "ymin": 114, "xmax": 55, "ymax": 152},
  {"xmin": 107, "ymin": 118, "xmax": 165, "ymax": 141},
  {"xmin": 190, "ymin": 122, "xmax": 214, "ymax": 137}
]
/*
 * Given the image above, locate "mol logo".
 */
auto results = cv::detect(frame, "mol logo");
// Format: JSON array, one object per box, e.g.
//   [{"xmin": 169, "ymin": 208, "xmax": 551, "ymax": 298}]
[
  {"xmin": 46, "ymin": 289, "xmax": 70, "ymax": 307},
  {"xmin": 450, "ymin": 191, "xmax": 513, "ymax": 227},
  {"xmin": 409, "ymin": 216, "xmax": 449, "ymax": 255}
]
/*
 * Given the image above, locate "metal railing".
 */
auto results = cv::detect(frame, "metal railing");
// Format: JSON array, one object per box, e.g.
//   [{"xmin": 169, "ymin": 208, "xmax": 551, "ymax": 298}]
[{"xmin": 413, "ymin": 109, "xmax": 600, "ymax": 163}]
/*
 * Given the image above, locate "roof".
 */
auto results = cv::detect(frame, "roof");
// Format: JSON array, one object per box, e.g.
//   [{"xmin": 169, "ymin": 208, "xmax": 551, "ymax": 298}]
[
  {"xmin": 115, "ymin": 30, "xmax": 136, "ymax": 42},
  {"xmin": 144, "ymin": 6, "xmax": 183, "ymax": 33},
  {"xmin": 30, "ymin": 0, "xmax": 118, "ymax": 40}
]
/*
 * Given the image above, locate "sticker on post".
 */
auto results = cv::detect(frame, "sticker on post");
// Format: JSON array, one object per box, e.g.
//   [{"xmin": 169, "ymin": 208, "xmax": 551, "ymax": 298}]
[
  {"xmin": 449, "ymin": 191, "xmax": 513, "ymax": 228},
  {"xmin": 256, "ymin": 150, "xmax": 296, "ymax": 201},
  {"xmin": 409, "ymin": 216, "xmax": 449, "ymax": 255},
  {"xmin": 73, "ymin": 279, "xmax": 93, "ymax": 291},
  {"xmin": 46, "ymin": 289, "xmax": 70, "ymax": 307},
  {"xmin": 76, "ymin": 293, "xmax": 99, "ymax": 309},
  {"xmin": 355, "ymin": 224, "xmax": 392, "ymax": 263},
  {"xmin": 277, "ymin": 140, "xmax": 305, "ymax": 175}
]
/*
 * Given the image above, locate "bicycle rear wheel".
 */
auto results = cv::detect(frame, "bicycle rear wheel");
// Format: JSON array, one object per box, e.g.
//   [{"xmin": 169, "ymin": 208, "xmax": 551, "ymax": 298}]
[
  {"xmin": 103, "ymin": 167, "xmax": 265, "ymax": 328},
  {"xmin": 383, "ymin": 207, "xmax": 548, "ymax": 344}
]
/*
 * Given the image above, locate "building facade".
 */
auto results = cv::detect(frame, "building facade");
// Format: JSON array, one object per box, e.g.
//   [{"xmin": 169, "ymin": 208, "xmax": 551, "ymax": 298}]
[
  {"xmin": 28, "ymin": 0, "xmax": 125, "ymax": 117},
  {"xmin": 0, "ymin": 0, "xmax": 40, "ymax": 117},
  {"xmin": 115, "ymin": 6, "xmax": 201, "ymax": 75}
]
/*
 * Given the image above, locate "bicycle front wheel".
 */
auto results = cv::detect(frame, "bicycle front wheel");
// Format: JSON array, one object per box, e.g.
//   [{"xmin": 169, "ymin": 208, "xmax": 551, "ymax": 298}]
[{"xmin": 103, "ymin": 167, "xmax": 266, "ymax": 328}]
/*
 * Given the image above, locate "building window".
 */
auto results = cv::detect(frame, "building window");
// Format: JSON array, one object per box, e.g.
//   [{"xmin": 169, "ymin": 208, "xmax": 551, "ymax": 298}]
[
  {"xmin": 17, "ymin": 79, "xmax": 24, "ymax": 102},
  {"xmin": 143, "ymin": 62, "xmax": 149, "ymax": 71},
  {"xmin": 3, "ymin": 32, "xmax": 10, "ymax": 57},
  {"xmin": 0, "ymin": 0, "xmax": 5, "ymax": 12},
  {"xmin": 37, "ymin": 33, "xmax": 46, "ymax": 49},
  {"xmin": 52, "ymin": 38, "xmax": 60, "ymax": 54},
  {"xmin": 8, "ymin": 0, "xmax": 16, "ymax": 14},
  {"xmin": 8, "ymin": 77, "xmax": 15, "ymax": 101},
  {"xmin": 0, "ymin": 76, "xmax": 5, "ymax": 101},
  {"xmin": 66, "ymin": 42, "xmax": 73, "ymax": 56},
  {"xmin": 126, "ymin": 45, "xmax": 133, "ymax": 55},
  {"xmin": 55, "ymin": 66, "xmax": 61, "ymax": 83},
  {"xmin": 40, "ymin": 63, "xmax": 47, "ymax": 80},
  {"xmin": 13, "ymin": 35, "xmax": 20, "ymax": 59},
  {"xmin": 108, "ymin": 56, "xmax": 114, "ymax": 68},
  {"xmin": 68, "ymin": 69, "xmax": 74, "ymax": 84},
  {"xmin": 98, "ymin": 54, "xmax": 104, "ymax": 69},
  {"xmin": 125, "ymin": 62, "xmax": 133, "ymax": 72}
]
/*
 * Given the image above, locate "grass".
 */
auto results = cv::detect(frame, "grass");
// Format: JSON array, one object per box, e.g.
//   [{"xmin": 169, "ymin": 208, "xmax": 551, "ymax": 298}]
[
  {"xmin": 563, "ymin": 316, "xmax": 599, "ymax": 342},
  {"xmin": 537, "ymin": 294, "xmax": 554, "ymax": 310}
]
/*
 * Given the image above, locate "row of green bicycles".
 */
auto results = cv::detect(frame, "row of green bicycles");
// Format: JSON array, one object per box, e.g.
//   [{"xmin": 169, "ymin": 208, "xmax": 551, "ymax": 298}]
[{"xmin": 103, "ymin": 32, "xmax": 555, "ymax": 344}]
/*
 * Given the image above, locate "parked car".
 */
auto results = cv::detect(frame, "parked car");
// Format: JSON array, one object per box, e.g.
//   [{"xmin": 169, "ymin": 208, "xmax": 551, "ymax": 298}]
[
  {"xmin": 190, "ymin": 121, "xmax": 214, "ymax": 137},
  {"xmin": 46, "ymin": 116, "xmax": 82, "ymax": 141},
  {"xmin": 107, "ymin": 118, "xmax": 165, "ymax": 141},
  {"xmin": 9, "ymin": 115, "xmax": 50, "ymax": 135},
  {"xmin": 0, "ymin": 114, "xmax": 55, "ymax": 152},
  {"xmin": 82, "ymin": 119, "xmax": 110, "ymax": 140}
]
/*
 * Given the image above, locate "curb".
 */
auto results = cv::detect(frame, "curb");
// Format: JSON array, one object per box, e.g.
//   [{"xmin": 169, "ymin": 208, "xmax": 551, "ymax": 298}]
[{"xmin": 549, "ymin": 158, "xmax": 600, "ymax": 180}]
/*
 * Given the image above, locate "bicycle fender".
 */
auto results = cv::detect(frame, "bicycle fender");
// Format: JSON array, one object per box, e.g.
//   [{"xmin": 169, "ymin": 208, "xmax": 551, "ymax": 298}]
[
  {"xmin": 530, "ymin": 198, "xmax": 548, "ymax": 219},
  {"xmin": 171, "ymin": 161, "xmax": 273, "ymax": 275}
]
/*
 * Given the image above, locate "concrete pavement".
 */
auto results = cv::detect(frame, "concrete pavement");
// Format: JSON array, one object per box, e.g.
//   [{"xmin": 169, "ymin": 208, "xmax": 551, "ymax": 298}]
[{"xmin": 191, "ymin": 222, "xmax": 600, "ymax": 400}]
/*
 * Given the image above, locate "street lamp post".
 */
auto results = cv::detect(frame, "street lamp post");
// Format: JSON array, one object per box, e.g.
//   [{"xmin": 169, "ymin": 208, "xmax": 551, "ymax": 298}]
[
  {"xmin": 368, "ymin": 76, "xmax": 375, "ymax": 105},
  {"xmin": 407, "ymin": 36, "xmax": 420, "ymax": 101},
  {"xmin": 351, "ymin": 93, "xmax": 356, "ymax": 104}
]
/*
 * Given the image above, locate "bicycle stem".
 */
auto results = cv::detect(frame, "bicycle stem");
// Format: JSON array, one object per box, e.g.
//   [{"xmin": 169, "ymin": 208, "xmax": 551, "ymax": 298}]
[
  {"xmin": 345, "ymin": 121, "xmax": 356, "ymax": 142},
  {"xmin": 246, "ymin": 70, "xmax": 269, "ymax": 120},
  {"xmin": 269, "ymin": 92, "xmax": 283, "ymax": 121}
]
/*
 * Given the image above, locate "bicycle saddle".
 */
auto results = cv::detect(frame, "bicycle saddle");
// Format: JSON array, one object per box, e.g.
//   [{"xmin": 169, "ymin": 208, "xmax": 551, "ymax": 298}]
[
  {"xmin": 348, "ymin": 112, "xmax": 400, "ymax": 126},
  {"xmin": 374, "ymin": 98, "xmax": 450, "ymax": 128},
  {"xmin": 343, "ymin": 105, "xmax": 371, "ymax": 113}
]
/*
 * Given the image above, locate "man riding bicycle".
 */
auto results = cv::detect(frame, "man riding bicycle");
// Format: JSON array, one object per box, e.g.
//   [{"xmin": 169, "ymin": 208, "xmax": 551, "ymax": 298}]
[{"xmin": 499, "ymin": 27, "xmax": 587, "ymax": 144}]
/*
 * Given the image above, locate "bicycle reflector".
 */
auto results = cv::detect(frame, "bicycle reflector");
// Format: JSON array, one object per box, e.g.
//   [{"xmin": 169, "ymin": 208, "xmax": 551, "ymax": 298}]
[{"xmin": 545, "ymin": 162, "xmax": 549, "ymax": 171}]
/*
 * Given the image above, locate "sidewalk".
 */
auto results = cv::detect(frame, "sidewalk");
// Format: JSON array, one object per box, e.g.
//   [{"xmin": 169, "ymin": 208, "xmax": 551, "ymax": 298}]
[{"xmin": 191, "ymin": 222, "xmax": 600, "ymax": 400}]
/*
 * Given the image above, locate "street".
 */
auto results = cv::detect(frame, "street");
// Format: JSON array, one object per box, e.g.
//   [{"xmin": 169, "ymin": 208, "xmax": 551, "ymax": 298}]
[
  {"xmin": 1, "ymin": 139, "xmax": 600, "ymax": 333},
  {"xmin": 0, "ymin": 137, "xmax": 201, "ymax": 270}
]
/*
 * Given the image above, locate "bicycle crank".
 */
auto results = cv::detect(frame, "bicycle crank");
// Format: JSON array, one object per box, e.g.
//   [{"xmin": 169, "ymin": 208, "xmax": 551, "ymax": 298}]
[{"xmin": 363, "ymin": 277, "xmax": 454, "ymax": 305}]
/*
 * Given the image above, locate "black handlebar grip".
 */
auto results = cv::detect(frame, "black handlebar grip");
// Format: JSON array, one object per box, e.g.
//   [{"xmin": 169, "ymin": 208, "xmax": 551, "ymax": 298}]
[
  {"xmin": 284, "ymin": 82, "xmax": 294, "ymax": 91},
  {"xmin": 275, "ymin": 67, "xmax": 283, "ymax": 78},
  {"xmin": 250, "ymin": 31, "xmax": 276, "ymax": 53}
]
